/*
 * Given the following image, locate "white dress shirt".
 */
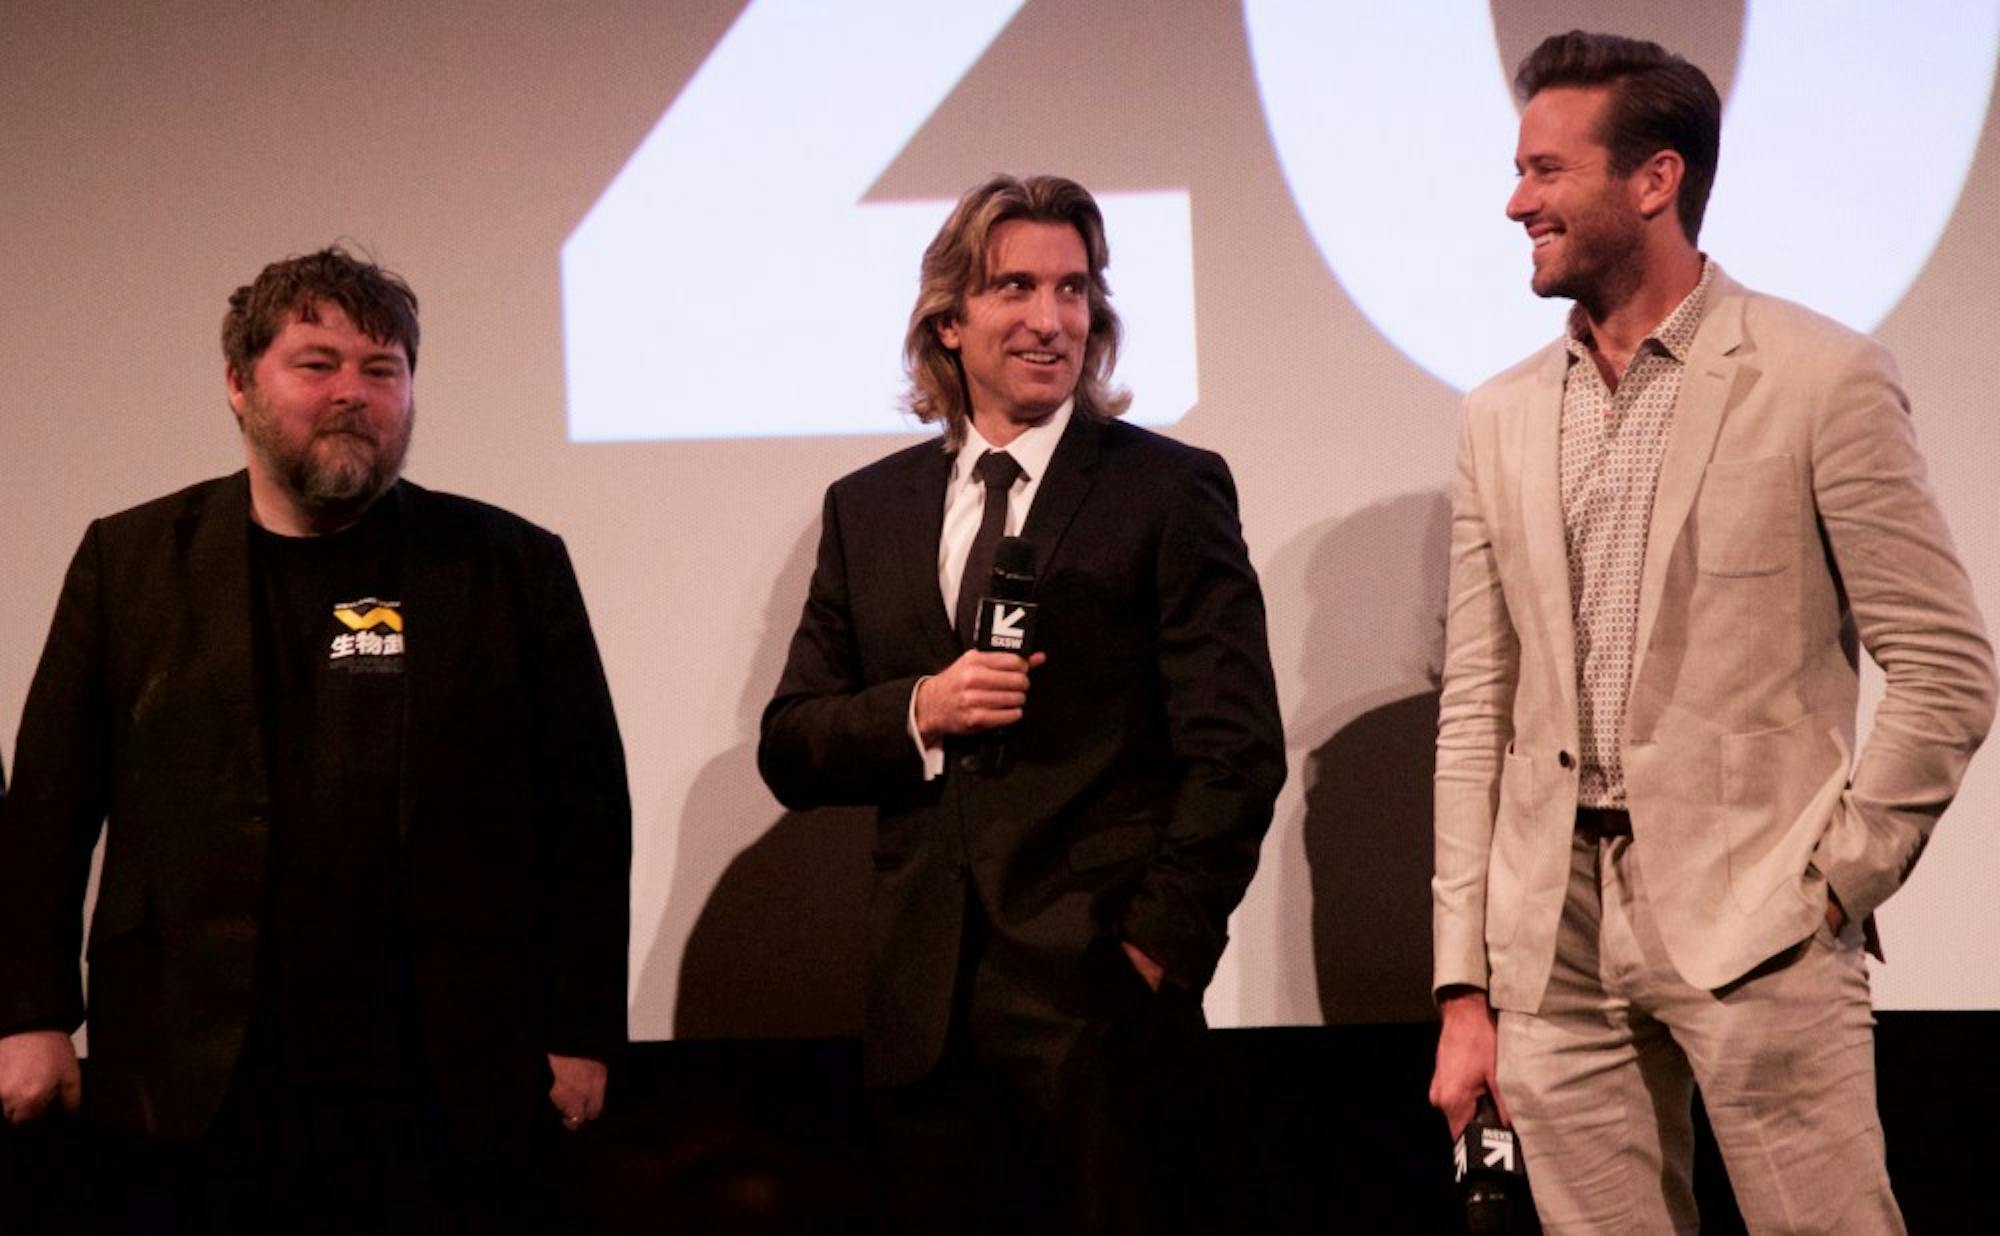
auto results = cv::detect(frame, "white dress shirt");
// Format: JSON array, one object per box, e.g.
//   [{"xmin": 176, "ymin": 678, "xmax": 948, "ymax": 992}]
[{"xmin": 909, "ymin": 399, "xmax": 1074, "ymax": 777}]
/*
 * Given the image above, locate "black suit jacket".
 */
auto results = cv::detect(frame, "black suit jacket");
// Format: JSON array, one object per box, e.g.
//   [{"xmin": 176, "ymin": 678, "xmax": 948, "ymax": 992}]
[
  {"xmin": 0, "ymin": 474, "xmax": 630, "ymax": 1146},
  {"xmin": 759, "ymin": 414, "xmax": 1285, "ymax": 1085}
]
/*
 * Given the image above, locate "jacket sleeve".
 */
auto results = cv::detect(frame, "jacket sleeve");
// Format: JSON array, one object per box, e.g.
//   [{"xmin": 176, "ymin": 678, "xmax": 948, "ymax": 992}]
[
  {"xmin": 1115, "ymin": 451, "xmax": 1288, "ymax": 991},
  {"xmin": 0, "ymin": 524, "xmax": 112, "ymax": 1037},
  {"xmin": 758, "ymin": 485, "xmax": 929, "ymax": 810},
  {"xmin": 1430, "ymin": 408, "xmax": 1518, "ymax": 997},
  {"xmin": 528, "ymin": 535, "xmax": 633, "ymax": 1062},
  {"xmin": 1808, "ymin": 340, "xmax": 1995, "ymax": 923}
]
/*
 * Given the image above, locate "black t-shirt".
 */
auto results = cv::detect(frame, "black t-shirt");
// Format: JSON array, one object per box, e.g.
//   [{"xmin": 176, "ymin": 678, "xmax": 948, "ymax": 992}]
[{"xmin": 248, "ymin": 499, "xmax": 419, "ymax": 1087}]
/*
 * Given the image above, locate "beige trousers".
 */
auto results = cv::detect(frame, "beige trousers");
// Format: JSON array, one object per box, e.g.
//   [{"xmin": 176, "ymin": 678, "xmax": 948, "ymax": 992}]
[{"xmin": 1497, "ymin": 834, "xmax": 1903, "ymax": 1235}]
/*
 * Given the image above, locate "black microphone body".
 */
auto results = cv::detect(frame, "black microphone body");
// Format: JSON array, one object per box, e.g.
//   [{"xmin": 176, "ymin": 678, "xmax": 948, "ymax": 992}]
[
  {"xmin": 974, "ymin": 536, "xmax": 1038, "ymax": 652},
  {"xmin": 969, "ymin": 537, "xmax": 1037, "ymax": 772},
  {"xmin": 1454, "ymin": 1094, "xmax": 1525, "ymax": 1234}
]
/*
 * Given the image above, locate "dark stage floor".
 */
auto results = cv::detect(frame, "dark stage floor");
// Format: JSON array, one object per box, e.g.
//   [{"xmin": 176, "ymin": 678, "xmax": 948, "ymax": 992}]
[{"xmin": 3, "ymin": 1014, "xmax": 1992, "ymax": 1233}]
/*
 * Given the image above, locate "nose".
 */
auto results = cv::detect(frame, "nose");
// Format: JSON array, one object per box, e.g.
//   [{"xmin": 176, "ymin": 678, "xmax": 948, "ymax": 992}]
[
  {"xmin": 328, "ymin": 363, "xmax": 369, "ymax": 405},
  {"xmin": 1025, "ymin": 287, "xmax": 1060, "ymax": 337},
  {"xmin": 1506, "ymin": 177, "xmax": 1535, "ymax": 223}
]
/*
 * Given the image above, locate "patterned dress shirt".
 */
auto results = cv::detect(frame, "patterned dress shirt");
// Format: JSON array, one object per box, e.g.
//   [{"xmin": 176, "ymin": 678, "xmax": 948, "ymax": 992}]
[{"xmin": 1560, "ymin": 259, "xmax": 1716, "ymax": 807}]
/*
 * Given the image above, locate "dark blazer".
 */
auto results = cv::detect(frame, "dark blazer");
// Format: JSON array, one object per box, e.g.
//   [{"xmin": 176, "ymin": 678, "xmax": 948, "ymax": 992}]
[
  {"xmin": 0, "ymin": 473, "xmax": 630, "ymax": 1146},
  {"xmin": 759, "ymin": 414, "xmax": 1285, "ymax": 1086}
]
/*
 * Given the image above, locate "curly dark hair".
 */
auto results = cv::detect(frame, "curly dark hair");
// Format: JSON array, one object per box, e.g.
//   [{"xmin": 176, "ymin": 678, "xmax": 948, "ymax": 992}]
[{"xmin": 221, "ymin": 244, "xmax": 420, "ymax": 378}]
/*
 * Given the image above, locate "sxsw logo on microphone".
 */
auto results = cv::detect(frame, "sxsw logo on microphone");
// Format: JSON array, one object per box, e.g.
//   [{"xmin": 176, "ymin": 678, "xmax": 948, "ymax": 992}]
[
  {"xmin": 977, "ymin": 597, "xmax": 1037, "ymax": 653},
  {"xmin": 1454, "ymin": 1122, "xmax": 1517, "ymax": 1181}
]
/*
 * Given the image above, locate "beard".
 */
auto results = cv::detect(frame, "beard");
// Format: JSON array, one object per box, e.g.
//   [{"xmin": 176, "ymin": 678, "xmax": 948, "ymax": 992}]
[
  {"xmin": 1531, "ymin": 201, "xmax": 1645, "ymax": 319},
  {"xmin": 242, "ymin": 393, "xmax": 414, "ymax": 514}
]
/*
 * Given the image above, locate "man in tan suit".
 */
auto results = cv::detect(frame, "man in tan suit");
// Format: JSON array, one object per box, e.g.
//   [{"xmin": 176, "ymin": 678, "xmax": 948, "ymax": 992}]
[{"xmin": 1427, "ymin": 31, "xmax": 1995, "ymax": 1234}]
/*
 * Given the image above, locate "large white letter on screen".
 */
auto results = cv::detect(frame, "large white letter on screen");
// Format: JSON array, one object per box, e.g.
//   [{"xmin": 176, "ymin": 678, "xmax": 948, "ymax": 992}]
[
  {"xmin": 1245, "ymin": 0, "xmax": 1998, "ymax": 392},
  {"xmin": 563, "ymin": 0, "xmax": 1198, "ymax": 443}
]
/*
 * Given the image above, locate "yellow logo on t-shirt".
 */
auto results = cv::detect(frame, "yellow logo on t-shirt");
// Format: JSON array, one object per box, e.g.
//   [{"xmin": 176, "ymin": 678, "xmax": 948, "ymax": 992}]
[
  {"xmin": 330, "ymin": 598, "xmax": 404, "ymax": 661},
  {"xmin": 333, "ymin": 603, "xmax": 403, "ymax": 633}
]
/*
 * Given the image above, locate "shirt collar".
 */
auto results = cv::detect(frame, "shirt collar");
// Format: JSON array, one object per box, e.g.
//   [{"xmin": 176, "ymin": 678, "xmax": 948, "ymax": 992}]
[
  {"xmin": 954, "ymin": 397, "xmax": 1073, "ymax": 488},
  {"xmin": 1565, "ymin": 256, "xmax": 1716, "ymax": 365}
]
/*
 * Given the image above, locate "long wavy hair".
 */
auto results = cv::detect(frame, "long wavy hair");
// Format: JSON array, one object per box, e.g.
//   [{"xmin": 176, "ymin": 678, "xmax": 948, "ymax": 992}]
[{"xmin": 903, "ymin": 174, "xmax": 1130, "ymax": 448}]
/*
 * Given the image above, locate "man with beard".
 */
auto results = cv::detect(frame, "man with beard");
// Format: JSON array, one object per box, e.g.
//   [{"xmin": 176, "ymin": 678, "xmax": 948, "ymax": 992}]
[
  {"xmin": 1426, "ymin": 32, "xmax": 1995, "ymax": 1233},
  {"xmin": 0, "ymin": 247, "xmax": 630, "ymax": 1231}
]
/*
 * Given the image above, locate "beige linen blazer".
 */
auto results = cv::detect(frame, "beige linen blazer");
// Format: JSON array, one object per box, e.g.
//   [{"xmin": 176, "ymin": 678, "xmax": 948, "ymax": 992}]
[{"xmin": 1432, "ymin": 271, "xmax": 1995, "ymax": 1012}]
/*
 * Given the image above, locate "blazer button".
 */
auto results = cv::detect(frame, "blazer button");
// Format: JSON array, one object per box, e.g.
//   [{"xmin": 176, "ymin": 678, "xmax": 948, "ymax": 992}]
[
  {"xmin": 958, "ymin": 753, "xmax": 981, "ymax": 773},
  {"xmin": 1557, "ymin": 750, "xmax": 1576, "ymax": 769}
]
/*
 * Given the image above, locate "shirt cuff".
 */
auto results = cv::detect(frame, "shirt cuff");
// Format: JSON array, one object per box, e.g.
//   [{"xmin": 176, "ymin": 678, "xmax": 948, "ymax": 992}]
[{"xmin": 908, "ymin": 676, "xmax": 944, "ymax": 780}]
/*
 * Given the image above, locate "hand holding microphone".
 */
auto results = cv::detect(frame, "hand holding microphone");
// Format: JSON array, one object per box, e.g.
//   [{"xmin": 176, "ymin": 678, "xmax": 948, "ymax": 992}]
[
  {"xmin": 916, "ymin": 648, "xmax": 1046, "ymax": 739},
  {"xmin": 916, "ymin": 538, "xmax": 1044, "ymax": 753}
]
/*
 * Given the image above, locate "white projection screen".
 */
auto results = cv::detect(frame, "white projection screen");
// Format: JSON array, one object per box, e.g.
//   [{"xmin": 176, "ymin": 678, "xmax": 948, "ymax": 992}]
[{"xmin": 4, "ymin": 1, "xmax": 1998, "ymax": 1041}]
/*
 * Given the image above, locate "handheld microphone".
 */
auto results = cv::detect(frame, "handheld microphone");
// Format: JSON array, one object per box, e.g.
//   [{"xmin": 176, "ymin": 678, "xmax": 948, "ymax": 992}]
[
  {"xmin": 974, "ymin": 536, "xmax": 1037, "ymax": 655},
  {"xmin": 969, "ymin": 537, "xmax": 1037, "ymax": 772},
  {"xmin": 1453, "ymin": 1094, "xmax": 1524, "ymax": 1234}
]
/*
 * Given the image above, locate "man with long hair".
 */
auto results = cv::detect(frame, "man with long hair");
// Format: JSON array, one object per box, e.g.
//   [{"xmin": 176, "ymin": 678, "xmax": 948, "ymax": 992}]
[{"xmin": 762, "ymin": 175, "xmax": 1285, "ymax": 1234}]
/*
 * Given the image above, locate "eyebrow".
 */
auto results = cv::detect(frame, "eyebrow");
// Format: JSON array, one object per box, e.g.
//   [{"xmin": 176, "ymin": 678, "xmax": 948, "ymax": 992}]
[
  {"xmin": 286, "ymin": 340, "xmax": 407, "ymax": 366},
  {"xmin": 1516, "ymin": 150, "xmax": 1587, "ymax": 175},
  {"xmin": 984, "ymin": 267, "xmax": 1089, "ymax": 286}
]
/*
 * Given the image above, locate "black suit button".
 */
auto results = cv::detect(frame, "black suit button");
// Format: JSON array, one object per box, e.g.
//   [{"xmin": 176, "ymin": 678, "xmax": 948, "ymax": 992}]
[
  {"xmin": 1557, "ymin": 750, "xmax": 1576, "ymax": 769},
  {"xmin": 959, "ymin": 754, "xmax": 980, "ymax": 772}
]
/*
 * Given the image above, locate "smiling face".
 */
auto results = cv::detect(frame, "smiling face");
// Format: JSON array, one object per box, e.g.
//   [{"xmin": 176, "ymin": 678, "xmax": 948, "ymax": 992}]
[
  {"xmin": 937, "ymin": 218, "xmax": 1091, "ymax": 445},
  {"xmin": 1507, "ymin": 85, "xmax": 1647, "ymax": 310},
  {"xmin": 227, "ymin": 300, "xmax": 413, "ymax": 529}
]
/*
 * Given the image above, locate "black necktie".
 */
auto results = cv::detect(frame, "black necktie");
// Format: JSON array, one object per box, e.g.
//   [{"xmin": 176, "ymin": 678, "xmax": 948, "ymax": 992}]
[{"xmin": 955, "ymin": 450, "xmax": 1024, "ymax": 646}]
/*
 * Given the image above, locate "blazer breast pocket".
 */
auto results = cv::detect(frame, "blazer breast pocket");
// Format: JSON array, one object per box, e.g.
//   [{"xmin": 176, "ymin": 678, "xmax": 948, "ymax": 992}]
[{"xmin": 1693, "ymin": 455, "xmax": 1796, "ymax": 577}]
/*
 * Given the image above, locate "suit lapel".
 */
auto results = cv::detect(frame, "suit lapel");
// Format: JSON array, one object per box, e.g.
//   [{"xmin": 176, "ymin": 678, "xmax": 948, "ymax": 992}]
[
  {"xmin": 390, "ymin": 481, "xmax": 445, "ymax": 842},
  {"xmin": 898, "ymin": 442, "xmax": 959, "ymax": 662},
  {"xmin": 891, "ymin": 417, "xmax": 1093, "ymax": 659},
  {"xmin": 1517, "ymin": 348, "xmax": 1580, "ymax": 727},
  {"xmin": 185, "ymin": 472, "xmax": 269, "ymax": 806},
  {"xmin": 1019, "ymin": 412, "xmax": 1101, "ymax": 586},
  {"xmin": 1631, "ymin": 283, "xmax": 1745, "ymax": 681}
]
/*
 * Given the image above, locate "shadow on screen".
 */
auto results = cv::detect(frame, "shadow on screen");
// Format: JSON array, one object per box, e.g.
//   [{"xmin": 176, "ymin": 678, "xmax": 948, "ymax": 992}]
[
  {"xmin": 1286, "ymin": 490, "xmax": 1452, "ymax": 1025},
  {"xmin": 632, "ymin": 520, "xmax": 870, "ymax": 1043}
]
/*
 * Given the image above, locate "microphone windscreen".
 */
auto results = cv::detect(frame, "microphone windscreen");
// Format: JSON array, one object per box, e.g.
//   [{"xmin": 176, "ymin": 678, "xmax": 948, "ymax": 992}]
[{"xmin": 994, "ymin": 536, "xmax": 1035, "ymax": 579}]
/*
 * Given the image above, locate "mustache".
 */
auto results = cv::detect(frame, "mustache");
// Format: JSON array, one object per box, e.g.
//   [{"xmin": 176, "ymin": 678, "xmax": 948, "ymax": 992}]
[{"xmin": 313, "ymin": 409, "xmax": 378, "ymax": 441}]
